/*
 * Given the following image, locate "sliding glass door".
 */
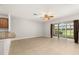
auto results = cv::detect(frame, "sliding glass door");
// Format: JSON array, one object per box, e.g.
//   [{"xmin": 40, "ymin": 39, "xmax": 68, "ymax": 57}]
[{"xmin": 53, "ymin": 22, "xmax": 74, "ymax": 39}]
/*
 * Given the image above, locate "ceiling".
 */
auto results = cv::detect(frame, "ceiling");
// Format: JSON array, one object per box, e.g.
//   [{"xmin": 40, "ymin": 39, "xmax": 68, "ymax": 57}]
[{"xmin": 0, "ymin": 4, "xmax": 79, "ymax": 21}]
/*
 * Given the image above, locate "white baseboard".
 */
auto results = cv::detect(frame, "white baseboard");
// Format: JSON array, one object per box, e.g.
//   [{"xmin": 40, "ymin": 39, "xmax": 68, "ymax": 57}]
[{"xmin": 8, "ymin": 36, "xmax": 45, "ymax": 41}]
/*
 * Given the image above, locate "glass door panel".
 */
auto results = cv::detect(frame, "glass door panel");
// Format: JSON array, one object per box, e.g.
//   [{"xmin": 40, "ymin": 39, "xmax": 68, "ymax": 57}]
[
  {"xmin": 54, "ymin": 24, "xmax": 58, "ymax": 37},
  {"xmin": 66, "ymin": 24, "xmax": 71, "ymax": 38},
  {"xmin": 59, "ymin": 23, "xmax": 66, "ymax": 38}
]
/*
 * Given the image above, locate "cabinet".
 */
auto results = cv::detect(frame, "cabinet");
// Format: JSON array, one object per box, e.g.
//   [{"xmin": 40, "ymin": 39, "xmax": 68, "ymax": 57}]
[{"xmin": 0, "ymin": 18, "xmax": 8, "ymax": 28}]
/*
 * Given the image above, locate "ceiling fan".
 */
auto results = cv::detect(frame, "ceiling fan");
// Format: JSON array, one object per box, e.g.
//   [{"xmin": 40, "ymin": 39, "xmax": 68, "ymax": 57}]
[{"xmin": 33, "ymin": 12, "xmax": 54, "ymax": 21}]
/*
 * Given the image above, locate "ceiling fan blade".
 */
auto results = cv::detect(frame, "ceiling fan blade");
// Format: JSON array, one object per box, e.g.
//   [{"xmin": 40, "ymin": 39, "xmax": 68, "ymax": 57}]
[
  {"xmin": 33, "ymin": 13, "xmax": 38, "ymax": 15},
  {"xmin": 50, "ymin": 16, "xmax": 54, "ymax": 17}
]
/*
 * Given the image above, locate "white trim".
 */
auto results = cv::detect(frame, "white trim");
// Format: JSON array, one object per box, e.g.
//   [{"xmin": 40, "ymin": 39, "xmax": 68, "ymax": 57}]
[
  {"xmin": 8, "ymin": 14, "xmax": 11, "ymax": 32},
  {"xmin": 4, "ymin": 39, "xmax": 11, "ymax": 55}
]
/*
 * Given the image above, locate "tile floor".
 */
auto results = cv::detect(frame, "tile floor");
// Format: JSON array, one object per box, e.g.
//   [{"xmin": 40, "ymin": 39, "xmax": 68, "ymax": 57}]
[{"xmin": 9, "ymin": 37, "xmax": 79, "ymax": 55}]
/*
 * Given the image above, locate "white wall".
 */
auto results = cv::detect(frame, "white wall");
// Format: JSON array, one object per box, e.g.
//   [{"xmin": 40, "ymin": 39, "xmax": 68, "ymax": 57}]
[
  {"xmin": 0, "ymin": 40, "xmax": 4, "ymax": 55},
  {"xmin": 10, "ymin": 17, "xmax": 44, "ymax": 38},
  {"xmin": 44, "ymin": 14, "xmax": 79, "ymax": 37},
  {"xmin": 8, "ymin": 13, "xmax": 79, "ymax": 38}
]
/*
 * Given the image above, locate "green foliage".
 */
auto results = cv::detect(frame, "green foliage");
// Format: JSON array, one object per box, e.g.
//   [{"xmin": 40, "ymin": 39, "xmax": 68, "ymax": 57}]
[{"xmin": 55, "ymin": 29, "xmax": 74, "ymax": 39}]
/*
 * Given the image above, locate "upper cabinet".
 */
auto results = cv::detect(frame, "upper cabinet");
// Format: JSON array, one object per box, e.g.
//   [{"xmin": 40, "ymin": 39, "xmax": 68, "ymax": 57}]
[{"xmin": 0, "ymin": 18, "xmax": 8, "ymax": 29}]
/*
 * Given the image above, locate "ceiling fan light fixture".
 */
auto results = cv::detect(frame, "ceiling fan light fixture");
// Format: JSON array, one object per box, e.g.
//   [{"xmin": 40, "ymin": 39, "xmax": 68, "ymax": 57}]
[
  {"xmin": 43, "ymin": 18, "xmax": 49, "ymax": 21},
  {"xmin": 33, "ymin": 11, "xmax": 54, "ymax": 21}
]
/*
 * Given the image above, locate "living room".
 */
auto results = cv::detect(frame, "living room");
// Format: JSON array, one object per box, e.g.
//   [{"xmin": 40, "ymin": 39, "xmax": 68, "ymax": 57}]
[{"xmin": 0, "ymin": 4, "xmax": 79, "ymax": 55}]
